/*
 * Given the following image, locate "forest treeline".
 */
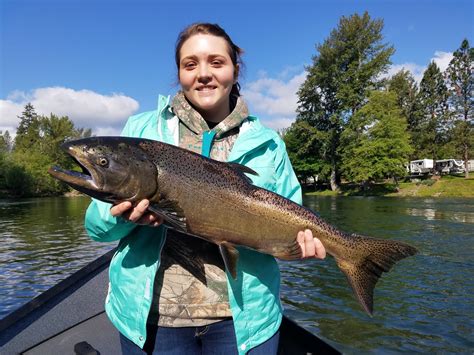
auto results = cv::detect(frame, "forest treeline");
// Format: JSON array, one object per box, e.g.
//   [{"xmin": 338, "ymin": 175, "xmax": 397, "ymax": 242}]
[
  {"xmin": 1, "ymin": 12, "xmax": 473, "ymax": 197},
  {"xmin": 0, "ymin": 104, "xmax": 91, "ymax": 196},
  {"xmin": 284, "ymin": 12, "xmax": 473, "ymax": 190}
]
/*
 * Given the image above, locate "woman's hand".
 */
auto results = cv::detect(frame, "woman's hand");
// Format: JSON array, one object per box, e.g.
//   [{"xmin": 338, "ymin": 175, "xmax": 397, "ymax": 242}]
[
  {"xmin": 297, "ymin": 229, "xmax": 326, "ymax": 259},
  {"xmin": 110, "ymin": 199, "xmax": 163, "ymax": 227}
]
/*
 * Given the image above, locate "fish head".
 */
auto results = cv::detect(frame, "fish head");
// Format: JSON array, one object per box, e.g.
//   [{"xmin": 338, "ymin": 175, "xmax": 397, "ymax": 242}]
[{"xmin": 48, "ymin": 137, "xmax": 158, "ymax": 204}]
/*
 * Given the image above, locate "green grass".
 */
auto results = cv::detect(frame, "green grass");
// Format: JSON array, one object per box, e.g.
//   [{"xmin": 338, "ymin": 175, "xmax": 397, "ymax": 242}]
[{"xmin": 304, "ymin": 175, "xmax": 474, "ymax": 198}]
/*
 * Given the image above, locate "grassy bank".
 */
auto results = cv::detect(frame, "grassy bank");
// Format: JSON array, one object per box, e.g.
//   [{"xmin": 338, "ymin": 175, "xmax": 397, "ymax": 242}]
[{"xmin": 304, "ymin": 175, "xmax": 474, "ymax": 198}]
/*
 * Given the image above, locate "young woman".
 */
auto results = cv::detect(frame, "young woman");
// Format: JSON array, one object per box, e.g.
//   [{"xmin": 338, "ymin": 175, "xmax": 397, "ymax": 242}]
[{"xmin": 84, "ymin": 23, "xmax": 326, "ymax": 355}]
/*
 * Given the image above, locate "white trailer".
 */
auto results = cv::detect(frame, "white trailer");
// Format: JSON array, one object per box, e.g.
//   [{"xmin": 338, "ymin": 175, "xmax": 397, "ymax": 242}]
[
  {"xmin": 436, "ymin": 159, "xmax": 474, "ymax": 174},
  {"xmin": 435, "ymin": 159, "xmax": 465, "ymax": 174},
  {"xmin": 409, "ymin": 159, "xmax": 434, "ymax": 175}
]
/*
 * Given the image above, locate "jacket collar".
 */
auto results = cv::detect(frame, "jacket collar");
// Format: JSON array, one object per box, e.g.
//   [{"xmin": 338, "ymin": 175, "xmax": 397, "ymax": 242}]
[{"xmin": 228, "ymin": 116, "xmax": 278, "ymax": 162}]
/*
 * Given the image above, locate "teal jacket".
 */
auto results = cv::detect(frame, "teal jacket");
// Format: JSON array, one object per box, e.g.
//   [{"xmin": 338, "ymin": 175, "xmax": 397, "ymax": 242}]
[{"xmin": 84, "ymin": 95, "xmax": 302, "ymax": 354}]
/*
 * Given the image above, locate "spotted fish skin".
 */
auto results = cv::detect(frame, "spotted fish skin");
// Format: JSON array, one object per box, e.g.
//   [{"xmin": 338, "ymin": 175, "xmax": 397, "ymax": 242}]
[{"xmin": 48, "ymin": 136, "xmax": 418, "ymax": 315}]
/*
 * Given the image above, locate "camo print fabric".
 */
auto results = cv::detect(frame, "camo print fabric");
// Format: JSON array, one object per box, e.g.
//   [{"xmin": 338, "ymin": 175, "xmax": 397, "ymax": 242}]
[
  {"xmin": 151, "ymin": 91, "xmax": 249, "ymax": 327},
  {"xmin": 172, "ymin": 90, "xmax": 249, "ymax": 160}
]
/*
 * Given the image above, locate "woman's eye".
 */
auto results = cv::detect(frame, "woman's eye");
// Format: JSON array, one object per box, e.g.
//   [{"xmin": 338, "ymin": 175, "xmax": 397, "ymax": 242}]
[{"xmin": 184, "ymin": 62, "xmax": 196, "ymax": 69}]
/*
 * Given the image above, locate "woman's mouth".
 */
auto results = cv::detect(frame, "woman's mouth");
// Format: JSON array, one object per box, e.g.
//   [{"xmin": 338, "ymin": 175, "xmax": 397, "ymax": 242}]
[{"xmin": 196, "ymin": 85, "xmax": 216, "ymax": 92}]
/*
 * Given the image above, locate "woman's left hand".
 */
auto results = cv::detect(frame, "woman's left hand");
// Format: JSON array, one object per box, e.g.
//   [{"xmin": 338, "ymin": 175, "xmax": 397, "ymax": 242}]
[{"xmin": 297, "ymin": 229, "xmax": 326, "ymax": 259}]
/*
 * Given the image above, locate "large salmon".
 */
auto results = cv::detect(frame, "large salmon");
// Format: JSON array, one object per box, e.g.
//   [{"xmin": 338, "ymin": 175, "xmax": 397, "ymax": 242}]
[{"xmin": 49, "ymin": 136, "xmax": 417, "ymax": 315}]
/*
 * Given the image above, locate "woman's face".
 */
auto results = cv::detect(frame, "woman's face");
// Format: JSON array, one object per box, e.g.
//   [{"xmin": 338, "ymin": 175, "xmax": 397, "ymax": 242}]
[{"xmin": 178, "ymin": 34, "xmax": 237, "ymax": 123}]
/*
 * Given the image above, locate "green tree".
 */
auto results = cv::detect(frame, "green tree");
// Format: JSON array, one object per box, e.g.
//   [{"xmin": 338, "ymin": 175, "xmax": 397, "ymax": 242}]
[
  {"xmin": 445, "ymin": 39, "xmax": 474, "ymax": 178},
  {"xmin": 283, "ymin": 120, "xmax": 331, "ymax": 187},
  {"xmin": 9, "ymin": 104, "xmax": 92, "ymax": 196},
  {"xmin": 340, "ymin": 91, "xmax": 412, "ymax": 186},
  {"xmin": 14, "ymin": 103, "xmax": 41, "ymax": 151},
  {"xmin": 388, "ymin": 70, "xmax": 421, "ymax": 159},
  {"xmin": 417, "ymin": 61, "xmax": 450, "ymax": 165},
  {"xmin": 297, "ymin": 12, "xmax": 394, "ymax": 190},
  {"xmin": 0, "ymin": 130, "xmax": 13, "ymax": 153}
]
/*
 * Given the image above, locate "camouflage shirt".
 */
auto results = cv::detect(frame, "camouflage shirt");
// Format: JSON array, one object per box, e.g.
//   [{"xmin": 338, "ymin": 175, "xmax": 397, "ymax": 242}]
[{"xmin": 150, "ymin": 91, "xmax": 249, "ymax": 327}]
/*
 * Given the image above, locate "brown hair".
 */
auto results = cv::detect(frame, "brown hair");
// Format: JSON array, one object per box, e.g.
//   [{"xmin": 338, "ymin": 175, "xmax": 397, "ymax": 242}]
[{"xmin": 175, "ymin": 23, "xmax": 243, "ymax": 97}]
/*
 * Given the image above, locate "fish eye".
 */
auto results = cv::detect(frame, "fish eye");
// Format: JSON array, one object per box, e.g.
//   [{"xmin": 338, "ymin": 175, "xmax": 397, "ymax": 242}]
[{"xmin": 98, "ymin": 157, "xmax": 109, "ymax": 167}]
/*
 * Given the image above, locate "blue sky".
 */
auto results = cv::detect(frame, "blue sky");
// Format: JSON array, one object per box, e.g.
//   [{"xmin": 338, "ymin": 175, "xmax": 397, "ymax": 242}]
[{"xmin": 1, "ymin": 0, "xmax": 473, "ymax": 135}]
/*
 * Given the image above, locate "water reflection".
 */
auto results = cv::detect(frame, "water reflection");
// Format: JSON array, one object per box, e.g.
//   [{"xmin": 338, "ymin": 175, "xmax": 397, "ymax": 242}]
[{"xmin": 0, "ymin": 197, "xmax": 112, "ymax": 318}]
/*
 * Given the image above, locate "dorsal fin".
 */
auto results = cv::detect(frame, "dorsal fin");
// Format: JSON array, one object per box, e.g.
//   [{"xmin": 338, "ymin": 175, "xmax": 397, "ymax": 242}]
[{"xmin": 228, "ymin": 162, "xmax": 259, "ymax": 176}]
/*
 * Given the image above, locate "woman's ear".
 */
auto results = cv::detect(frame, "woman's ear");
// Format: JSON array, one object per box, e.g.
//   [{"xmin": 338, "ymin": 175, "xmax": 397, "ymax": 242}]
[{"xmin": 234, "ymin": 64, "xmax": 240, "ymax": 83}]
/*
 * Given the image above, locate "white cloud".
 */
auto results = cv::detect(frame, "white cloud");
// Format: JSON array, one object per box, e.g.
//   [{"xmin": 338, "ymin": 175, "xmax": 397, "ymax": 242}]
[
  {"xmin": 432, "ymin": 51, "xmax": 453, "ymax": 72},
  {"xmin": 386, "ymin": 63, "xmax": 426, "ymax": 83},
  {"xmin": 0, "ymin": 87, "xmax": 139, "ymax": 136},
  {"xmin": 388, "ymin": 50, "xmax": 453, "ymax": 83},
  {"xmin": 242, "ymin": 70, "xmax": 306, "ymax": 130}
]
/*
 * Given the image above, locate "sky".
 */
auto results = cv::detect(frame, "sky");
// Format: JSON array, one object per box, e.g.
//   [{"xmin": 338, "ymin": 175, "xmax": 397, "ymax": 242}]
[{"xmin": 1, "ymin": 0, "xmax": 473, "ymax": 136}]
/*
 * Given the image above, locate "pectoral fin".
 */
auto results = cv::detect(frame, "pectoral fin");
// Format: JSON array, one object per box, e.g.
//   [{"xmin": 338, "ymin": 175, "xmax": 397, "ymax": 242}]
[
  {"xmin": 148, "ymin": 200, "xmax": 187, "ymax": 232},
  {"xmin": 218, "ymin": 242, "xmax": 240, "ymax": 279}
]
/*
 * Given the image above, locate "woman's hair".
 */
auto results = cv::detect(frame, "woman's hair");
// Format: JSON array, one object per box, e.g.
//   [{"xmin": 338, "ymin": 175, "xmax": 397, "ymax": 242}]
[{"xmin": 175, "ymin": 23, "xmax": 244, "ymax": 97}]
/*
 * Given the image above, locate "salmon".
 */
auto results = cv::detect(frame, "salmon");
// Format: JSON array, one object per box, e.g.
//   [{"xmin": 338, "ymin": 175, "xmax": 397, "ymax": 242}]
[{"xmin": 49, "ymin": 136, "xmax": 417, "ymax": 315}]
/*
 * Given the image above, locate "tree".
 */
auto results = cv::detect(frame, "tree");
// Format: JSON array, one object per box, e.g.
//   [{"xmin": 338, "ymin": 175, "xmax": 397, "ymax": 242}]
[
  {"xmin": 0, "ymin": 130, "xmax": 13, "ymax": 153},
  {"xmin": 297, "ymin": 12, "xmax": 394, "ymax": 190},
  {"xmin": 445, "ymin": 39, "xmax": 474, "ymax": 178},
  {"xmin": 283, "ymin": 120, "xmax": 331, "ymax": 186},
  {"xmin": 388, "ymin": 70, "xmax": 421, "ymax": 159},
  {"xmin": 14, "ymin": 103, "xmax": 41, "ymax": 151},
  {"xmin": 16, "ymin": 103, "xmax": 37, "ymax": 135},
  {"xmin": 417, "ymin": 62, "xmax": 450, "ymax": 166},
  {"xmin": 340, "ymin": 91, "xmax": 412, "ymax": 186}
]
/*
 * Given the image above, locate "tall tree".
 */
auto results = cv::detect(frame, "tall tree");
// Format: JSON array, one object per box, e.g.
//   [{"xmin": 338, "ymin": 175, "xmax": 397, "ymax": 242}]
[
  {"xmin": 297, "ymin": 12, "xmax": 394, "ymax": 190},
  {"xmin": 417, "ymin": 61, "xmax": 450, "ymax": 167},
  {"xmin": 16, "ymin": 103, "xmax": 37, "ymax": 135},
  {"xmin": 445, "ymin": 39, "xmax": 474, "ymax": 178},
  {"xmin": 388, "ymin": 70, "xmax": 421, "ymax": 159},
  {"xmin": 14, "ymin": 103, "xmax": 41, "ymax": 151},
  {"xmin": 340, "ymin": 91, "xmax": 411, "ymax": 186}
]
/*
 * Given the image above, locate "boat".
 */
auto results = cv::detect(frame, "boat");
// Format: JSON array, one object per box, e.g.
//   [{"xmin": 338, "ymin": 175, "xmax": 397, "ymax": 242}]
[{"xmin": 0, "ymin": 249, "xmax": 340, "ymax": 354}]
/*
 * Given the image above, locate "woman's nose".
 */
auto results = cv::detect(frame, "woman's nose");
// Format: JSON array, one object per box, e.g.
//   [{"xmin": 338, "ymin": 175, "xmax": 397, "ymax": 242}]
[{"xmin": 197, "ymin": 65, "xmax": 212, "ymax": 82}]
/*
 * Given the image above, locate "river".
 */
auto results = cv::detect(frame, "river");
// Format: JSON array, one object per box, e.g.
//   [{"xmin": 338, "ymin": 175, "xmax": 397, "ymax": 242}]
[{"xmin": 0, "ymin": 196, "xmax": 473, "ymax": 353}]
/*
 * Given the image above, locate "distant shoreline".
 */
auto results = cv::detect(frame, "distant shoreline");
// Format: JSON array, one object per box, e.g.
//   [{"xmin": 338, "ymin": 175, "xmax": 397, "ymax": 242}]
[
  {"xmin": 1, "ymin": 176, "xmax": 473, "ymax": 199},
  {"xmin": 304, "ymin": 176, "xmax": 474, "ymax": 198}
]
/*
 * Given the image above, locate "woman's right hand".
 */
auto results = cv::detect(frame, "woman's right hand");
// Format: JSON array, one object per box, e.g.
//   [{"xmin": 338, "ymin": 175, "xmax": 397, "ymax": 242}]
[{"xmin": 110, "ymin": 199, "xmax": 163, "ymax": 227}]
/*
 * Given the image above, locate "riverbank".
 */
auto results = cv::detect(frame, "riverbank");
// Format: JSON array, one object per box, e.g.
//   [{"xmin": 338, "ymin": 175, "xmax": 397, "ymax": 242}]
[{"xmin": 304, "ymin": 175, "xmax": 474, "ymax": 198}]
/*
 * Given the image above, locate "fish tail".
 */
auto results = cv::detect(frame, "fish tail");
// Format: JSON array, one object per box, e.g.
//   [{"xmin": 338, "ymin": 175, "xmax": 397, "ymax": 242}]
[{"xmin": 334, "ymin": 237, "xmax": 417, "ymax": 316}]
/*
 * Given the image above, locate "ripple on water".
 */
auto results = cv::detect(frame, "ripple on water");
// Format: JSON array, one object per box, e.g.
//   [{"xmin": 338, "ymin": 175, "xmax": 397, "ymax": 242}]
[{"xmin": 1, "ymin": 196, "xmax": 474, "ymax": 353}]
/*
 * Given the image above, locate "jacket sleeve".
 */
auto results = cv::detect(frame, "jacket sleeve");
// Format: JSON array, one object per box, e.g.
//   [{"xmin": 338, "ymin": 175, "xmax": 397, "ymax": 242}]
[
  {"xmin": 83, "ymin": 119, "xmax": 138, "ymax": 243},
  {"xmin": 274, "ymin": 138, "xmax": 303, "ymax": 205}
]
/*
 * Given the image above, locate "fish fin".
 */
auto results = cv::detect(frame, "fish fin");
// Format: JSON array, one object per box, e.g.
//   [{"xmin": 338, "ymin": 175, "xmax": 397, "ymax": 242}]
[
  {"xmin": 218, "ymin": 242, "xmax": 240, "ymax": 279},
  {"xmin": 273, "ymin": 240, "xmax": 303, "ymax": 260},
  {"xmin": 228, "ymin": 162, "xmax": 259, "ymax": 176},
  {"xmin": 148, "ymin": 200, "xmax": 187, "ymax": 232},
  {"xmin": 335, "ymin": 238, "xmax": 418, "ymax": 316}
]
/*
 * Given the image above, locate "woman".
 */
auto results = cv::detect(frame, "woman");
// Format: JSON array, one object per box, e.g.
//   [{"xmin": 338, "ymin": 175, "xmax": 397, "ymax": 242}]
[{"xmin": 84, "ymin": 23, "xmax": 326, "ymax": 355}]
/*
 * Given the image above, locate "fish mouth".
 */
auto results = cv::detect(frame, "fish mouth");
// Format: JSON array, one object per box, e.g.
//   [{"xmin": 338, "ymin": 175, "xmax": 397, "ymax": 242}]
[{"xmin": 48, "ymin": 142, "xmax": 108, "ymax": 199}]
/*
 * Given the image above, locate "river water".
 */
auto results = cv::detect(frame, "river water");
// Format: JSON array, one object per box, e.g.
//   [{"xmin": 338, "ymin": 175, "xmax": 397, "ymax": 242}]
[{"xmin": 0, "ymin": 196, "xmax": 473, "ymax": 353}]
